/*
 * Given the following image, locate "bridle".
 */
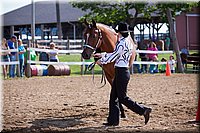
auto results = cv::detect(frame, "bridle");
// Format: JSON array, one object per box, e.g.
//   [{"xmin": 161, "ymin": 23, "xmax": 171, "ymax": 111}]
[
  {"xmin": 83, "ymin": 28, "xmax": 102, "ymax": 54},
  {"xmin": 82, "ymin": 27, "xmax": 106, "ymax": 88}
]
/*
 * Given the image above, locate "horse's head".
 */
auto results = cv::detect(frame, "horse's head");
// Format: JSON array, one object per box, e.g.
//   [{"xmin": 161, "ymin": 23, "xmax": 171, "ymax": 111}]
[{"xmin": 82, "ymin": 19, "xmax": 102, "ymax": 59}]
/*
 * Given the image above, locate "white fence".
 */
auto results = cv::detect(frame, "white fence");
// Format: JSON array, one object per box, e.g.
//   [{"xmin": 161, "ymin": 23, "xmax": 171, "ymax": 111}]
[{"xmin": 1, "ymin": 48, "xmax": 174, "ymax": 76}]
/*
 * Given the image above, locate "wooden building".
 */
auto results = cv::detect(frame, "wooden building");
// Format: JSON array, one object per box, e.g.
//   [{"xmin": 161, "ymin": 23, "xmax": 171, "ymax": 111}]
[
  {"xmin": 2, "ymin": 2, "xmax": 199, "ymax": 50},
  {"xmin": 176, "ymin": 7, "xmax": 200, "ymax": 50},
  {"xmin": 1, "ymin": 1, "xmax": 87, "ymax": 40}
]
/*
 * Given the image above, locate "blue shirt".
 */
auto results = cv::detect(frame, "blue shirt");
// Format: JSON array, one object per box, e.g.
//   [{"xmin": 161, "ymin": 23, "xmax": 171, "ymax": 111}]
[
  {"xmin": 18, "ymin": 45, "xmax": 25, "ymax": 60},
  {"xmin": 8, "ymin": 40, "xmax": 16, "ymax": 55}
]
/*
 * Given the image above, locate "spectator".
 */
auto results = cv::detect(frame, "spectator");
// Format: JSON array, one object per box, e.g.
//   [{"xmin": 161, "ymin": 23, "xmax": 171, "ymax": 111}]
[
  {"xmin": 7, "ymin": 35, "xmax": 17, "ymax": 78},
  {"xmin": 147, "ymin": 42, "xmax": 159, "ymax": 73},
  {"xmin": 152, "ymin": 34, "xmax": 157, "ymax": 42},
  {"xmin": 47, "ymin": 42, "xmax": 59, "ymax": 62},
  {"xmin": 18, "ymin": 39, "xmax": 25, "ymax": 77},
  {"xmin": 24, "ymin": 45, "xmax": 37, "ymax": 70},
  {"xmin": 133, "ymin": 49, "xmax": 141, "ymax": 73},
  {"xmin": 165, "ymin": 34, "xmax": 170, "ymax": 50},
  {"xmin": 180, "ymin": 46, "xmax": 189, "ymax": 69},
  {"xmin": 149, "ymin": 60, "xmax": 158, "ymax": 74},
  {"xmin": 147, "ymin": 41, "xmax": 158, "ymax": 61},
  {"xmin": 1, "ymin": 38, "xmax": 10, "ymax": 79},
  {"xmin": 139, "ymin": 41, "xmax": 148, "ymax": 73},
  {"xmin": 181, "ymin": 46, "xmax": 189, "ymax": 55},
  {"xmin": 168, "ymin": 55, "xmax": 176, "ymax": 73},
  {"xmin": 158, "ymin": 58, "xmax": 167, "ymax": 73}
]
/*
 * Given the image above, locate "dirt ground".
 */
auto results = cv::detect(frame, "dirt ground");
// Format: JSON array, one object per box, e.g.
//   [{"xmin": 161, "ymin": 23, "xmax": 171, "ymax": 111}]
[{"xmin": 1, "ymin": 74, "xmax": 200, "ymax": 133}]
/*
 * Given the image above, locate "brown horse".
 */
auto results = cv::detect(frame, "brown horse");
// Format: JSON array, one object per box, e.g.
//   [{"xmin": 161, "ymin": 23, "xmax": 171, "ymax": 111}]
[{"xmin": 82, "ymin": 20, "xmax": 136, "ymax": 118}]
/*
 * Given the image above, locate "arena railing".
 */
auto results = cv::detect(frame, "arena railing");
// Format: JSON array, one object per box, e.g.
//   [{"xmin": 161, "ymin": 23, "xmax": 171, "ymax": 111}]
[
  {"xmin": 28, "ymin": 48, "xmax": 173, "ymax": 65},
  {"xmin": 1, "ymin": 47, "xmax": 174, "ymax": 76}
]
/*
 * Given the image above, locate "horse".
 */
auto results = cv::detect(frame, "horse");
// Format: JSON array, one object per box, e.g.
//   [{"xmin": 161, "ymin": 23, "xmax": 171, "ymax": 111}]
[{"xmin": 81, "ymin": 19, "xmax": 137, "ymax": 118}]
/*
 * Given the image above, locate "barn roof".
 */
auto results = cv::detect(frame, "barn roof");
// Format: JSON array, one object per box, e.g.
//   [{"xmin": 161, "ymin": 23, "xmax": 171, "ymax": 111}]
[{"xmin": 1, "ymin": 1, "xmax": 87, "ymax": 26}]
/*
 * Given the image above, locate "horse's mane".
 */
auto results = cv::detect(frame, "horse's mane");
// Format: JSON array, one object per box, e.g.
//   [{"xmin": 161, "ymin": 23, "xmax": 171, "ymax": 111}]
[
  {"xmin": 96, "ymin": 23, "xmax": 117, "ymax": 36},
  {"xmin": 96, "ymin": 23, "xmax": 137, "ymax": 49}
]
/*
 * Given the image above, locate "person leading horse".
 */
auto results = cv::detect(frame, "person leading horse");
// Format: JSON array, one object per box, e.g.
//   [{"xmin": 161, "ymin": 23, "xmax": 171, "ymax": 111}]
[{"xmin": 82, "ymin": 20, "xmax": 152, "ymax": 126}]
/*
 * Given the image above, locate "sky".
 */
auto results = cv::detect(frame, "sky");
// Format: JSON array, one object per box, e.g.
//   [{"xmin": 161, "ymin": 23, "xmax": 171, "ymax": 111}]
[
  {"xmin": 0, "ymin": 0, "xmax": 52, "ymax": 15},
  {"xmin": 0, "ymin": 0, "xmax": 198, "ymax": 15},
  {"xmin": 1, "ymin": 0, "xmax": 193, "ymax": 34}
]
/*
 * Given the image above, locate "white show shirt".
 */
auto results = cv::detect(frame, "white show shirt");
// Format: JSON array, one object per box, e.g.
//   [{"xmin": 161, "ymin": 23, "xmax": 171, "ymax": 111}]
[{"xmin": 100, "ymin": 36, "xmax": 134, "ymax": 68}]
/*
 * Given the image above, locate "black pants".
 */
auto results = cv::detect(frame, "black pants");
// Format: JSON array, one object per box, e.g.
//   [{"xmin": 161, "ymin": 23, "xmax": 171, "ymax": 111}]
[{"xmin": 107, "ymin": 67, "xmax": 146, "ymax": 125}]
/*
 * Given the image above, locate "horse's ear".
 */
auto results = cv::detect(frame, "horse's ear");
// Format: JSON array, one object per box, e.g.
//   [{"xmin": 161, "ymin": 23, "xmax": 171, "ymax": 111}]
[
  {"xmin": 92, "ymin": 19, "xmax": 97, "ymax": 28},
  {"xmin": 83, "ymin": 18, "xmax": 89, "ymax": 27}
]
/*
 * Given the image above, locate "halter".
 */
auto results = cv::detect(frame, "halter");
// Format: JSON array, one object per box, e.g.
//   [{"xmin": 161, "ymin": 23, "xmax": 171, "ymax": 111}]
[{"xmin": 83, "ymin": 28, "xmax": 102, "ymax": 53}]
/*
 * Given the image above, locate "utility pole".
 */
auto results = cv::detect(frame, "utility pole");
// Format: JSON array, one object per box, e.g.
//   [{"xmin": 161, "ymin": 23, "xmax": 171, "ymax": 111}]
[{"xmin": 56, "ymin": 0, "xmax": 62, "ymax": 39}]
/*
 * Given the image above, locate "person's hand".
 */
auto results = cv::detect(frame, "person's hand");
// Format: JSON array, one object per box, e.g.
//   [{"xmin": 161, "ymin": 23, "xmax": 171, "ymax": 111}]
[
  {"xmin": 96, "ymin": 59, "xmax": 102, "ymax": 65},
  {"xmin": 93, "ymin": 53, "xmax": 102, "ymax": 62},
  {"xmin": 93, "ymin": 53, "xmax": 102, "ymax": 58}
]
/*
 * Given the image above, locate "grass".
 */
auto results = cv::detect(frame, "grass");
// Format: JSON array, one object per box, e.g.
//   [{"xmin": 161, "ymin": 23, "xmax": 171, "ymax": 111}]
[
  {"xmin": 35, "ymin": 50, "xmax": 199, "ymax": 75},
  {"xmin": 36, "ymin": 54, "xmax": 103, "ymax": 75}
]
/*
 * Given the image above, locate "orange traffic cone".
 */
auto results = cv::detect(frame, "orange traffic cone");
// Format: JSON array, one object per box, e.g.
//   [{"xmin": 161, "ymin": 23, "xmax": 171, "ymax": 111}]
[
  {"xmin": 166, "ymin": 61, "xmax": 171, "ymax": 76},
  {"xmin": 188, "ymin": 93, "xmax": 200, "ymax": 124},
  {"xmin": 196, "ymin": 93, "xmax": 200, "ymax": 122}
]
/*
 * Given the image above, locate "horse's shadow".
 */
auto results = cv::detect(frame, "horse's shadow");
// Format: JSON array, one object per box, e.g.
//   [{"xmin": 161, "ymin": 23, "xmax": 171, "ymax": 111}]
[
  {"xmin": 2, "ymin": 114, "xmax": 91, "ymax": 133},
  {"xmin": 30, "ymin": 116, "xmax": 83, "ymax": 130},
  {"xmin": 2, "ymin": 115, "xmax": 145, "ymax": 133}
]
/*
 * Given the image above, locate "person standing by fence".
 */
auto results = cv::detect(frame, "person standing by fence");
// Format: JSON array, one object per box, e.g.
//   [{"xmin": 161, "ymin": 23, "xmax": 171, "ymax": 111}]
[
  {"xmin": 168, "ymin": 55, "xmax": 176, "ymax": 73},
  {"xmin": 1, "ymin": 38, "xmax": 10, "ymax": 79},
  {"xmin": 165, "ymin": 34, "xmax": 170, "ymax": 50},
  {"xmin": 47, "ymin": 42, "xmax": 59, "ymax": 62},
  {"xmin": 7, "ymin": 35, "xmax": 17, "ymax": 78},
  {"xmin": 18, "ymin": 39, "xmax": 25, "ymax": 77}
]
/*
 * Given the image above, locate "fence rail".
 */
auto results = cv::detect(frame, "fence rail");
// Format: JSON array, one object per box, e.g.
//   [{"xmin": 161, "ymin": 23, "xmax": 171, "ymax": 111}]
[
  {"xmin": 1, "ymin": 48, "xmax": 174, "ymax": 66},
  {"xmin": 35, "ymin": 39, "xmax": 83, "ymax": 50}
]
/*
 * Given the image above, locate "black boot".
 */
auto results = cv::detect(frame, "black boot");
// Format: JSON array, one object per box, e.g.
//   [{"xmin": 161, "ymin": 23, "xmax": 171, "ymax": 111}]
[{"xmin": 144, "ymin": 108, "xmax": 152, "ymax": 124}]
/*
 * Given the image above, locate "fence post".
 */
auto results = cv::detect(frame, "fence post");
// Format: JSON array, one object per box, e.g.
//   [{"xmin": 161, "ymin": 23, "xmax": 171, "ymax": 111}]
[
  {"xmin": 15, "ymin": 41, "xmax": 21, "ymax": 77},
  {"xmin": 80, "ymin": 39, "xmax": 84, "ymax": 75},
  {"xmin": 81, "ymin": 55, "xmax": 84, "ymax": 75},
  {"xmin": 67, "ymin": 37, "xmax": 70, "ymax": 50},
  {"xmin": 27, "ymin": 40, "xmax": 31, "ymax": 78}
]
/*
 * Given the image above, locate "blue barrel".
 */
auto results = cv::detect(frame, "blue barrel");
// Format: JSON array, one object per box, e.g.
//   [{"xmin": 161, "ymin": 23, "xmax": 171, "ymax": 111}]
[{"xmin": 36, "ymin": 65, "xmax": 48, "ymax": 76}]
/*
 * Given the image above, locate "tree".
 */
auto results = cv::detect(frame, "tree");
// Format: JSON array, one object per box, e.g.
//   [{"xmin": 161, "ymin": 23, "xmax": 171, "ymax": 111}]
[
  {"xmin": 71, "ymin": 2, "xmax": 147, "ymax": 27},
  {"xmin": 155, "ymin": 2, "xmax": 199, "ymax": 73},
  {"xmin": 71, "ymin": 1, "xmax": 199, "ymax": 73}
]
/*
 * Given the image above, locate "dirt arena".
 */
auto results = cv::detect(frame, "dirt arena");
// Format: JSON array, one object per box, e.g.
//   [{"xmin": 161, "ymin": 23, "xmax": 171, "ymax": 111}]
[{"xmin": 1, "ymin": 74, "xmax": 199, "ymax": 133}]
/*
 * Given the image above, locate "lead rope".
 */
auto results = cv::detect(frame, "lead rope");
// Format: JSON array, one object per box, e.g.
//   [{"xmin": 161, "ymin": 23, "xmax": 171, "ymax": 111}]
[{"xmin": 87, "ymin": 61, "xmax": 106, "ymax": 88}]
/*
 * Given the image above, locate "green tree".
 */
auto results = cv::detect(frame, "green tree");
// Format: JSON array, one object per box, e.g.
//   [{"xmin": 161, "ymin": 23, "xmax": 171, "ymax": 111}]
[
  {"xmin": 71, "ymin": 1, "xmax": 199, "ymax": 73},
  {"xmin": 155, "ymin": 2, "xmax": 199, "ymax": 73},
  {"xmin": 71, "ymin": 2, "xmax": 147, "ymax": 27}
]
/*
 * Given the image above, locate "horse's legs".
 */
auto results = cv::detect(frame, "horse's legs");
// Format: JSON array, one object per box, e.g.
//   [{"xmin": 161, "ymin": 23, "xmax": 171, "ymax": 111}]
[{"xmin": 105, "ymin": 72, "xmax": 126, "ymax": 118}]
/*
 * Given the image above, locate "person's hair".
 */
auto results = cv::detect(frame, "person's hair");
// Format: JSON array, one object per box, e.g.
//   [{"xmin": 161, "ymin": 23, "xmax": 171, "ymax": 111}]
[
  {"xmin": 161, "ymin": 58, "xmax": 167, "ymax": 62},
  {"xmin": 150, "ymin": 42, "xmax": 156, "ymax": 48},
  {"xmin": 11, "ymin": 35, "xmax": 17, "ymax": 39},
  {"xmin": 18, "ymin": 39, "xmax": 22, "ymax": 43},
  {"xmin": 50, "ymin": 42, "xmax": 56, "ymax": 48},
  {"xmin": 2, "ymin": 38, "xmax": 8, "ymax": 47},
  {"xmin": 170, "ymin": 55, "xmax": 174, "ymax": 59}
]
